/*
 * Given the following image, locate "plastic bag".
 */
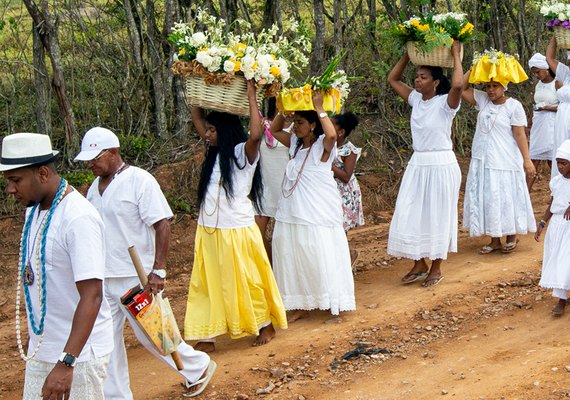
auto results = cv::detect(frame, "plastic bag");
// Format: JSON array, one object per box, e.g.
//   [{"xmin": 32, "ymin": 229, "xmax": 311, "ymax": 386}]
[{"xmin": 136, "ymin": 292, "xmax": 182, "ymax": 355}]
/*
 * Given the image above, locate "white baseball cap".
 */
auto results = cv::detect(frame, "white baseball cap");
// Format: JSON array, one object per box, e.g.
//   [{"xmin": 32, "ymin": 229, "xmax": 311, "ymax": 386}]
[
  {"xmin": 0, "ymin": 133, "xmax": 59, "ymax": 172},
  {"xmin": 74, "ymin": 127, "xmax": 120, "ymax": 161}
]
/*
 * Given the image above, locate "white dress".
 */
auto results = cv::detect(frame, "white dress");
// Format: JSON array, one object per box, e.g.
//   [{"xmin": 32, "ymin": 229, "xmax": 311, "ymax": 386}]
[
  {"xmin": 530, "ymin": 80, "xmax": 558, "ymax": 160},
  {"xmin": 272, "ymin": 134, "xmax": 355, "ymax": 315},
  {"xmin": 463, "ymin": 90, "xmax": 536, "ymax": 237},
  {"xmin": 258, "ymin": 133, "xmax": 289, "ymax": 217},
  {"xmin": 552, "ymin": 64, "xmax": 570, "ymax": 177},
  {"xmin": 539, "ymin": 175, "xmax": 570, "ymax": 290},
  {"xmin": 387, "ymin": 90, "xmax": 461, "ymax": 260}
]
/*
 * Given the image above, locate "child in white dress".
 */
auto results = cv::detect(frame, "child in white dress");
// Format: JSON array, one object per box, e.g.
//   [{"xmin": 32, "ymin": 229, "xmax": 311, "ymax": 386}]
[{"xmin": 535, "ymin": 139, "xmax": 570, "ymax": 317}]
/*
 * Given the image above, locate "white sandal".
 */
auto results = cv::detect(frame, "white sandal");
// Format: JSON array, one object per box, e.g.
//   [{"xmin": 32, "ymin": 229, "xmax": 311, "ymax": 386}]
[{"xmin": 182, "ymin": 360, "xmax": 217, "ymax": 397}]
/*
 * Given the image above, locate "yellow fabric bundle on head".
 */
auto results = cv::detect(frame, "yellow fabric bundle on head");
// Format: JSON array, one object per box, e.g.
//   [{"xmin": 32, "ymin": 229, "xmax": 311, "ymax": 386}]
[{"xmin": 469, "ymin": 50, "xmax": 528, "ymax": 87}]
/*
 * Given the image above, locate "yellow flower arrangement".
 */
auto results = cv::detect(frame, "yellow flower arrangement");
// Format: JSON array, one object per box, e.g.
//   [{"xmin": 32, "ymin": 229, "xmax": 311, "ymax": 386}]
[{"xmin": 392, "ymin": 12, "xmax": 474, "ymax": 52}]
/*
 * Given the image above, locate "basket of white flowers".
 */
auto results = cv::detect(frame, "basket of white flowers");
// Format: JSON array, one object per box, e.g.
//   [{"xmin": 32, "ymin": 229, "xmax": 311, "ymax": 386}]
[
  {"xmin": 169, "ymin": 9, "xmax": 310, "ymax": 116},
  {"xmin": 541, "ymin": 2, "xmax": 570, "ymax": 49}
]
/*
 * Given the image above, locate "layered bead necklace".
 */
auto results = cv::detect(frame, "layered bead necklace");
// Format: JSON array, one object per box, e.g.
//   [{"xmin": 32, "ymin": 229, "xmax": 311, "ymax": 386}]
[{"xmin": 15, "ymin": 178, "xmax": 68, "ymax": 361}]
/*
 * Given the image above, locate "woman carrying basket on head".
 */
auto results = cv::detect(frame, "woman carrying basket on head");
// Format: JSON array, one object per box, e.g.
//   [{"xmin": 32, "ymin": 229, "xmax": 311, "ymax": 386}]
[
  {"xmin": 184, "ymin": 80, "xmax": 287, "ymax": 353},
  {"xmin": 386, "ymin": 40, "xmax": 464, "ymax": 287},
  {"xmin": 270, "ymin": 91, "xmax": 356, "ymax": 323},
  {"xmin": 462, "ymin": 50, "xmax": 536, "ymax": 254}
]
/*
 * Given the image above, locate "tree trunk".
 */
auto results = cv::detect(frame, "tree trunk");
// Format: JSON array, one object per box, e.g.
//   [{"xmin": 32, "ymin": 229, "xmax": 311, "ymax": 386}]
[
  {"xmin": 32, "ymin": 19, "xmax": 51, "ymax": 136},
  {"xmin": 167, "ymin": 0, "xmax": 190, "ymax": 137},
  {"xmin": 124, "ymin": 0, "xmax": 144, "ymax": 71},
  {"xmin": 263, "ymin": 0, "xmax": 282, "ymax": 33},
  {"xmin": 23, "ymin": 0, "xmax": 76, "ymax": 145},
  {"xmin": 311, "ymin": 0, "xmax": 326, "ymax": 75},
  {"xmin": 146, "ymin": 0, "xmax": 168, "ymax": 139},
  {"xmin": 333, "ymin": 0, "xmax": 343, "ymax": 57}
]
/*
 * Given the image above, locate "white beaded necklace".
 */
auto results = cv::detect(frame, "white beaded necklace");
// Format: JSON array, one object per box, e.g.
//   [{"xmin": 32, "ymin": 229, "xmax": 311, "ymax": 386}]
[{"xmin": 15, "ymin": 179, "xmax": 68, "ymax": 361}]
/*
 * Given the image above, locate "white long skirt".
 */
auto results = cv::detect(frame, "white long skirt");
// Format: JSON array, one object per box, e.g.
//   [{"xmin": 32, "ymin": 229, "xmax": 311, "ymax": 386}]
[
  {"xmin": 529, "ymin": 111, "xmax": 555, "ymax": 161},
  {"xmin": 259, "ymin": 140, "xmax": 289, "ymax": 217},
  {"xmin": 463, "ymin": 160, "xmax": 536, "ymax": 237},
  {"xmin": 539, "ymin": 214, "xmax": 570, "ymax": 290},
  {"xmin": 272, "ymin": 222, "xmax": 356, "ymax": 315},
  {"xmin": 552, "ymin": 102, "xmax": 570, "ymax": 179},
  {"xmin": 387, "ymin": 150, "xmax": 461, "ymax": 260}
]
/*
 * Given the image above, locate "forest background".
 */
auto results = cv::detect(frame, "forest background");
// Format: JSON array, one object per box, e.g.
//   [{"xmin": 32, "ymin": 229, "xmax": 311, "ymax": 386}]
[{"xmin": 0, "ymin": 0, "xmax": 562, "ymax": 216}]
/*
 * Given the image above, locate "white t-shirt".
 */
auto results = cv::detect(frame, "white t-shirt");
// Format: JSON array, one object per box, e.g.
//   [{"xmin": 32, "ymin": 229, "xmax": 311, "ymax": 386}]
[
  {"xmin": 550, "ymin": 174, "xmax": 570, "ymax": 215},
  {"xmin": 471, "ymin": 89, "xmax": 527, "ymax": 170},
  {"xmin": 534, "ymin": 80, "xmax": 558, "ymax": 107},
  {"xmin": 407, "ymin": 90, "xmax": 459, "ymax": 152},
  {"xmin": 275, "ymin": 134, "xmax": 343, "ymax": 227},
  {"xmin": 24, "ymin": 190, "xmax": 113, "ymax": 363},
  {"xmin": 87, "ymin": 166, "xmax": 173, "ymax": 277},
  {"xmin": 198, "ymin": 142, "xmax": 259, "ymax": 228}
]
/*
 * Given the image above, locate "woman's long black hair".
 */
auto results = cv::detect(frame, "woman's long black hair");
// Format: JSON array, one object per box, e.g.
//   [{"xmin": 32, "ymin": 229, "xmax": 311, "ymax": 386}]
[
  {"xmin": 420, "ymin": 66, "xmax": 451, "ymax": 95},
  {"xmin": 197, "ymin": 111, "xmax": 264, "ymax": 214}
]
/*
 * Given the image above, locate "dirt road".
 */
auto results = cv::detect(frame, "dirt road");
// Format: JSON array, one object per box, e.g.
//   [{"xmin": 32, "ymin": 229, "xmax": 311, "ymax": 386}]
[{"xmin": 1, "ymin": 174, "xmax": 569, "ymax": 400}]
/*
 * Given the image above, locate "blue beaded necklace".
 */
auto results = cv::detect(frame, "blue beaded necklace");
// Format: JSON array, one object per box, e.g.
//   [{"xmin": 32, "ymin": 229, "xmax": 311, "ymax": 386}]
[{"xmin": 18, "ymin": 178, "xmax": 68, "ymax": 336}]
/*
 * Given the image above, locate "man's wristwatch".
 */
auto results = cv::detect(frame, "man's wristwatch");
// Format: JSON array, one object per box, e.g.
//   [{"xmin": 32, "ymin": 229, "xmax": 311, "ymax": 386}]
[
  {"xmin": 151, "ymin": 269, "xmax": 167, "ymax": 279},
  {"xmin": 58, "ymin": 352, "xmax": 77, "ymax": 367},
  {"xmin": 318, "ymin": 112, "xmax": 328, "ymax": 119}
]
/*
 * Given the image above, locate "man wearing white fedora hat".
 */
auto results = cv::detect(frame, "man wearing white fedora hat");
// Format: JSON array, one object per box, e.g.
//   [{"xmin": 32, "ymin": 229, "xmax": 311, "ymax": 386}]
[
  {"xmin": 1, "ymin": 132, "xmax": 113, "ymax": 399},
  {"xmin": 75, "ymin": 127, "xmax": 213, "ymax": 399}
]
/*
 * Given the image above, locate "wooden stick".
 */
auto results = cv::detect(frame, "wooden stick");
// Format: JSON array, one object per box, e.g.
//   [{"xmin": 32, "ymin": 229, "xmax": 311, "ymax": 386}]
[{"xmin": 127, "ymin": 245, "xmax": 184, "ymax": 370}]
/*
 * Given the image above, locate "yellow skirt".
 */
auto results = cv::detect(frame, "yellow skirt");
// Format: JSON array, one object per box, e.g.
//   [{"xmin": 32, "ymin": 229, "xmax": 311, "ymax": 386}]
[{"xmin": 184, "ymin": 224, "xmax": 288, "ymax": 340}]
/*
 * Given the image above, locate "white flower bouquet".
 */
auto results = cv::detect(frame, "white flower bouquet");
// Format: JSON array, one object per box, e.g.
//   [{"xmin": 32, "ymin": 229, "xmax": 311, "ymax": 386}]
[
  {"xmin": 169, "ymin": 8, "xmax": 311, "ymax": 115},
  {"xmin": 278, "ymin": 54, "xmax": 350, "ymax": 113},
  {"xmin": 540, "ymin": 1, "xmax": 570, "ymax": 48}
]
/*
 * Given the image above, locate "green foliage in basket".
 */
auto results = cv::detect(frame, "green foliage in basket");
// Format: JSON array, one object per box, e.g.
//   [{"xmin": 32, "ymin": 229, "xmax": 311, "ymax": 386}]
[
  {"xmin": 391, "ymin": 12, "xmax": 474, "ymax": 53},
  {"xmin": 309, "ymin": 52, "xmax": 351, "ymax": 101}
]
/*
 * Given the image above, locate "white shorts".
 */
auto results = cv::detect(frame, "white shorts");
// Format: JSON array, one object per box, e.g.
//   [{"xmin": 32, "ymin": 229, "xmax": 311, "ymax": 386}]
[{"xmin": 23, "ymin": 354, "xmax": 109, "ymax": 400}]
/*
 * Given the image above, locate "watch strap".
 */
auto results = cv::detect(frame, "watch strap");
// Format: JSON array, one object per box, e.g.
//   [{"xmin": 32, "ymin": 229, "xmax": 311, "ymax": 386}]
[
  {"xmin": 58, "ymin": 352, "xmax": 77, "ymax": 367},
  {"xmin": 151, "ymin": 269, "xmax": 167, "ymax": 279}
]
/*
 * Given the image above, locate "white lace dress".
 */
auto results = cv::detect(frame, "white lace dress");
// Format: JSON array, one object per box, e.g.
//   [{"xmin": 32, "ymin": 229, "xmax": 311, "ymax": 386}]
[{"xmin": 463, "ymin": 90, "xmax": 536, "ymax": 237}]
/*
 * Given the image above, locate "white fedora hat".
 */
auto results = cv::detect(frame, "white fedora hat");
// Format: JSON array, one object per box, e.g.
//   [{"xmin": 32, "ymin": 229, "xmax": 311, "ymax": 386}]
[
  {"xmin": 74, "ymin": 127, "xmax": 120, "ymax": 161},
  {"xmin": 0, "ymin": 133, "xmax": 59, "ymax": 172}
]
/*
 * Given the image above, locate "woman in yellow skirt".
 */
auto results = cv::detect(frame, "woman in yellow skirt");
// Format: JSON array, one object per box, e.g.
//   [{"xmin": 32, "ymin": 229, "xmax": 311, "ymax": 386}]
[{"xmin": 184, "ymin": 80, "xmax": 287, "ymax": 353}]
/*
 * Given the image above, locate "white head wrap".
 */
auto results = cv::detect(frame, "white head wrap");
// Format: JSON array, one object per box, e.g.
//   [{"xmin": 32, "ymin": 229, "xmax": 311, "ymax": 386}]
[
  {"xmin": 556, "ymin": 139, "xmax": 570, "ymax": 161},
  {"xmin": 528, "ymin": 53, "xmax": 549, "ymax": 70}
]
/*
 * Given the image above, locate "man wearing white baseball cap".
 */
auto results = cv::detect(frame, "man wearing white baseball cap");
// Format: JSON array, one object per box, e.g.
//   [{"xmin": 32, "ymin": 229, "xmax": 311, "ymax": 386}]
[
  {"xmin": 1, "ymin": 132, "xmax": 113, "ymax": 399},
  {"xmin": 76, "ymin": 127, "xmax": 214, "ymax": 399}
]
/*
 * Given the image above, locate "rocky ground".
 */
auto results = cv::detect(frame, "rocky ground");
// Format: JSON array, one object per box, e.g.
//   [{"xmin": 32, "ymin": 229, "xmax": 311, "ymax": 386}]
[{"xmin": 1, "ymin": 165, "xmax": 569, "ymax": 400}]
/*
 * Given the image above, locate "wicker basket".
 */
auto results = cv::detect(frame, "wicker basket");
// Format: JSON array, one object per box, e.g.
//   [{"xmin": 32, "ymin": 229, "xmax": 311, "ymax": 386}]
[
  {"xmin": 185, "ymin": 75, "xmax": 264, "ymax": 116},
  {"xmin": 406, "ymin": 42, "xmax": 463, "ymax": 68},
  {"xmin": 554, "ymin": 26, "xmax": 570, "ymax": 49}
]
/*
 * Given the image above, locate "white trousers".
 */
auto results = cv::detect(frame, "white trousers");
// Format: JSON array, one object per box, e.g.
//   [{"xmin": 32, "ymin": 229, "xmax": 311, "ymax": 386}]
[
  {"xmin": 104, "ymin": 277, "xmax": 210, "ymax": 400},
  {"xmin": 24, "ymin": 354, "xmax": 110, "ymax": 399}
]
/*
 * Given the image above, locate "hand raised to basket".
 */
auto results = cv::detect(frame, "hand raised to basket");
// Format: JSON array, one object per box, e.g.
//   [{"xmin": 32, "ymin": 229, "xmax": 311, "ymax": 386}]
[
  {"xmin": 246, "ymin": 79, "xmax": 257, "ymax": 101},
  {"xmin": 451, "ymin": 40, "xmax": 462, "ymax": 56},
  {"xmin": 312, "ymin": 90, "xmax": 324, "ymax": 110}
]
